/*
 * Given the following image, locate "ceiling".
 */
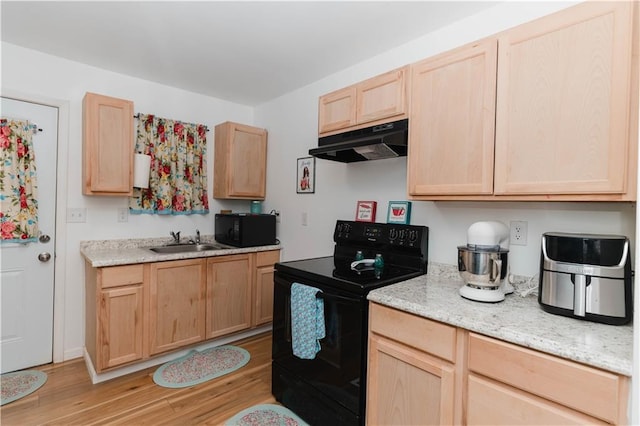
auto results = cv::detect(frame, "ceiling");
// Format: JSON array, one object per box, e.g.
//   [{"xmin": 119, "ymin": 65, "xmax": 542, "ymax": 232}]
[{"xmin": 1, "ymin": 1, "xmax": 499, "ymax": 106}]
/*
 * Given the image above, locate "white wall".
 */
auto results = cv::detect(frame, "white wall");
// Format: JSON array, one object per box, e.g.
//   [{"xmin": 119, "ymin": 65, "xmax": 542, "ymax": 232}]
[
  {"xmin": 2, "ymin": 42, "xmax": 256, "ymax": 360},
  {"xmin": 255, "ymin": 0, "xmax": 636, "ymax": 277}
]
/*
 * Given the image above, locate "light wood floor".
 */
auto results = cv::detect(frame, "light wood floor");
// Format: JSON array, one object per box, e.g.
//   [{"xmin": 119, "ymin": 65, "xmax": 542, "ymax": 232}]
[{"xmin": 0, "ymin": 332, "xmax": 275, "ymax": 425}]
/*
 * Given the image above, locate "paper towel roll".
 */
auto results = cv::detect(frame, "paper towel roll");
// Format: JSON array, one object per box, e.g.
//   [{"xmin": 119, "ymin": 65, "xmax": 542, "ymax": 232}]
[{"xmin": 133, "ymin": 153, "xmax": 151, "ymax": 189}]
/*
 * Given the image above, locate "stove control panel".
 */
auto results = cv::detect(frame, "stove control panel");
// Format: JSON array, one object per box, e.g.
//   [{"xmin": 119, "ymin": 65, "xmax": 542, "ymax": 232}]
[{"xmin": 334, "ymin": 220, "xmax": 428, "ymax": 250}]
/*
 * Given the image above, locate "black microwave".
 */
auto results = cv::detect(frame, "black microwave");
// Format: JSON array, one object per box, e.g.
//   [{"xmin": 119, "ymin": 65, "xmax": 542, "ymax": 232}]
[{"xmin": 215, "ymin": 213, "xmax": 277, "ymax": 248}]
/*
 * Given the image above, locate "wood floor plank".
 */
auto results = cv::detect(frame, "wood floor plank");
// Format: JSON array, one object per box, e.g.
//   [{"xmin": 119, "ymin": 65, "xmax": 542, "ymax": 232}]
[{"xmin": 0, "ymin": 332, "xmax": 275, "ymax": 426}]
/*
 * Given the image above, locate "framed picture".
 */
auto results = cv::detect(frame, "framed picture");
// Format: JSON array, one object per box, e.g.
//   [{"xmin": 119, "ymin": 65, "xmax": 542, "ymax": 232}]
[
  {"xmin": 296, "ymin": 157, "xmax": 315, "ymax": 194},
  {"xmin": 356, "ymin": 201, "xmax": 377, "ymax": 222},
  {"xmin": 387, "ymin": 201, "xmax": 412, "ymax": 224}
]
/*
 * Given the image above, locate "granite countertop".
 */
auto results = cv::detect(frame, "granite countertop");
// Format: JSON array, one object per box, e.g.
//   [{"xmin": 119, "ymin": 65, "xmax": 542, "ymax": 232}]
[
  {"xmin": 80, "ymin": 235, "xmax": 281, "ymax": 267},
  {"xmin": 368, "ymin": 263, "xmax": 633, "ymax": 377}
]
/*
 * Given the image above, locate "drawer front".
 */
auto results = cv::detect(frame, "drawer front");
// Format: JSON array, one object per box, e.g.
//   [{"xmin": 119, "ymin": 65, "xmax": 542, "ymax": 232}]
[
  {"xmin": 467, "ymin": 374, "xmax": 606, "ymax": 425},
  {"xmin": 256, "ymin": 249, "xmax": 280, "ymax": 267},
  {"xmin": 468, "ymin": 333, "xmax": 626, "ymax": 423},
  {"xmin": 100, "ymin": 264, "xmax": 144, "ymax": 289},
  {"xmin": 369, "ymin": 303, "xmax": 456, "ymax": 362}
]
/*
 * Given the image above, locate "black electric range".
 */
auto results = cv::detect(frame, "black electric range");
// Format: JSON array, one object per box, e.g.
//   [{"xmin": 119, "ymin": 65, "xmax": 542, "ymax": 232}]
[{"xmin": 272, "ymin": 220, "xmax": 429, "ymax": 426}]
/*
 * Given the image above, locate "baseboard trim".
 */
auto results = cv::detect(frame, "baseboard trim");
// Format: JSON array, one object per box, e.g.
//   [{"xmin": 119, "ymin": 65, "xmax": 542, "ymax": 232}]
[{"xmin": 83, "ymin": 325, "xmax": 272, "ymax": 384}]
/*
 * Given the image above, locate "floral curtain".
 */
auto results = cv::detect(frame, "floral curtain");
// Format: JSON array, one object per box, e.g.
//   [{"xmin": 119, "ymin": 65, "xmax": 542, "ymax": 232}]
[
  {"xmin": 129, "ymin": 114, "xmax": 209, "ymax": 215},
  {"xmin": 0, "ymin": 118, "xmax": 39, "ymax": 243}
]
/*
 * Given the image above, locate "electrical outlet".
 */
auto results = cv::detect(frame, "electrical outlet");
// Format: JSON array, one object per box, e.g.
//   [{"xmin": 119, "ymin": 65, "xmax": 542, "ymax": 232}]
[
  {"xmin": 66, "ymin": 208, "xmax": 86, "ymax": 223},
  {"xmin": 274, "ymin": 210, "xmax": 281, "ymax": 223},
  {"xmin": 510, "ymin": 220, "xmax": 528, "ymax": 246},
  {"xmin": 117, "ymin": 208, "xmax": 129, "ymax": 223}
]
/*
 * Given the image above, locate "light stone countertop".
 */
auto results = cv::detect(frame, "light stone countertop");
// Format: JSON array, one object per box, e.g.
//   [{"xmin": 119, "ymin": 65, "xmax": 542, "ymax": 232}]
[
  {"xmin": 368, "ymin": 263, "xmax": 633, "ymax": 376},
  {"xmin": 80, "ymin": 235, "xmax": 281, "ymax": 267}
]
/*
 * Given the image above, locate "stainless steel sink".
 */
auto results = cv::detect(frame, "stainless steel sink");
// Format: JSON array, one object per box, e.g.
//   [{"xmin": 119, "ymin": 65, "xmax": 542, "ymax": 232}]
[{"xmin": 148, "ymin": 243, "xmax": 224, "ymax": 254}]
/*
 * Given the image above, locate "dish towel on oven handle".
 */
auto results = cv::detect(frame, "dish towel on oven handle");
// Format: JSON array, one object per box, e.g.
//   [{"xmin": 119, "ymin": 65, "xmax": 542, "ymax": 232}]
[{"xmin": 291, "ymin": 282, "xmax": 326, "ymax": 359}]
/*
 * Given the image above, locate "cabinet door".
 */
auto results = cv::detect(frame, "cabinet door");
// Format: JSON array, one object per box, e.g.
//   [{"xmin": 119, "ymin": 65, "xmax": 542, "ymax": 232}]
[
  {"xmin": 82, "ymin": 92, "xmax": 133, "ymax": 196},
  {"xmin": 149, "ymin": 259, "xmax": 206, "ymax": 355},
  {"xmin": 253, "ymin": 250, "xmax": 280, "ymax": 326},
  {"xmin": 357, "ymin": 66, "xmax": 407, "ymax": 125},
  {"xmin": 98, "ymin": 285, "xmax": 144, "ymax": 370},
  {"xmin": 318, "ymin": 86, "xmax": 357, "ymax": 134},
  {"xmin": 467, "ymin": 375, "xmax": 606, "ymax": 425},
  {"xmin": 214, "ymin": 122, "xmax": 267, "ymax": 200},
  {"xmin": 367, "ymin": 334, "xmax": 455, "ymax": 425},
  {"xmin": 494, "ymin": 2, "xmax": 634, "ymax": 195},
  {"xmin": 206, "ymin": 254, "xmax": 252, "ymax": 339},
  {"xmin": 408, "ymin": 39, "xmax": 497, "ymax": 196}
]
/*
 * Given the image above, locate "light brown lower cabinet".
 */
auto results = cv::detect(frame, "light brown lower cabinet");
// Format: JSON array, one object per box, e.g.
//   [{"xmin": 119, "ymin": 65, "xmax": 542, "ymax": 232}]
[
  {"xmin": 467, "ymin": 374, "xmax": 606, "ymax": 425},
  {"xmin": 206, "ymin": 254, "xmax": 253, "ymax": 339},
  {"xmin": 85, "ymin": 249, "xmax": 280, "ymax": 373},
  {"xmin": 149, "ymin": 259, "xmax": 207, "ymax": 355},
  {"xmin": 206, "ymin": 249, "xmax": 281, "ymax": 338},
  {"xmin": 253, "ymin": 250, "xmax": 280, "ymax": 326},
  {"xmin": 85, "ymin": 263, "xmax": 146, "ymax": 371},
  {"xmin": 367, "ymin": 333, "xmax": 456, "ymax": 425},
  {"xmin": 367, "ymin": 303, "xmax": 630, "ymax": 425},
  {"xmin": 467, "ymin": 332, "xmax": 629, "ymax": 425},
  {"xmin": 367, "ymin": 303, "xmax": 462, "ymax": 425}
]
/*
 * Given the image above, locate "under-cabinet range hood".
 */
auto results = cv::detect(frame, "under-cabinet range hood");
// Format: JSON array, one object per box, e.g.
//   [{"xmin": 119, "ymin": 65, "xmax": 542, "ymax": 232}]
[{"xmin": 309, "ymin": 119, "xmax": 408, "ymax": 163}]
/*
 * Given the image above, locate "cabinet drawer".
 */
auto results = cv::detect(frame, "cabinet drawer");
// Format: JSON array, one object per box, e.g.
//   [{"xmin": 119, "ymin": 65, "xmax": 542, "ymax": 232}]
[
  {"xmin": 467, "ymin": 374, "xmax": 606, "ymax": 425},
  {"xmin": 468, "ymin": 333, "xmax": 628, "ymax": 423},
  {"xmin": 369, "ymin": 303, "xmax": 456, "ymax": 362},
  {"xmin": 100, "ymin": 264, "xmax": 144, "ymax": 289},
  {"xmin": 256, "ymin": 250, "xmax": 280, "ymax": 267}
]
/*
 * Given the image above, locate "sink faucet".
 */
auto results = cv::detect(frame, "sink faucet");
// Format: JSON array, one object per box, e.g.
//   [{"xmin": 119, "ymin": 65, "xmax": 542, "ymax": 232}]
[
  {"xmin": 189, "ymin": 229, "xmax": 201, "ymax": 245},
  {"xmin": 170, "ymin": 231, "xmax": 181, "ymax": 244}
]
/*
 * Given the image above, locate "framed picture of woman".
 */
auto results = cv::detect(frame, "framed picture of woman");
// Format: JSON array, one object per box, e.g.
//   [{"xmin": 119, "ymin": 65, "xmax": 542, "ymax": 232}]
[{"xmin": 297, "ymin": 156, "xmax": 315, "ymax": 194}]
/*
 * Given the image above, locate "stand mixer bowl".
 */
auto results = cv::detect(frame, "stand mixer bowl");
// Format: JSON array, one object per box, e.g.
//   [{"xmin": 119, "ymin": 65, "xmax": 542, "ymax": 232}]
[{"xmin": 457, "ymin": 246, "xmax": 509, "ymax": 288}]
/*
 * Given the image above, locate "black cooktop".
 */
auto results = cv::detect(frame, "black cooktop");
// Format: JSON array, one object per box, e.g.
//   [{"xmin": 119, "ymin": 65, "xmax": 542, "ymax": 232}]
[
  {"xmin": 275, "ymin": 255, "xmax": 425, "ymax": 294},
  {"xmin": 276, "ymin": 220, "xmax": 429, "ymax": 295}
]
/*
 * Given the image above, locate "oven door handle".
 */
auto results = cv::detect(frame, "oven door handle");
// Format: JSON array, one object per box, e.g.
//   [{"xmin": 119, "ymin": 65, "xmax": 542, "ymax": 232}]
[{"xmin": 316, "ymin": 292, "xmax": 360, "ymax": 303}]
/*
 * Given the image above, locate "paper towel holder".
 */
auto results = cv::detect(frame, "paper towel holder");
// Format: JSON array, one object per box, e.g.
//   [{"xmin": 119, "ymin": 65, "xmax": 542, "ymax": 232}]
[{"xmin": 133, "ymin": 153, "xmax": 151, "ymax": 189}]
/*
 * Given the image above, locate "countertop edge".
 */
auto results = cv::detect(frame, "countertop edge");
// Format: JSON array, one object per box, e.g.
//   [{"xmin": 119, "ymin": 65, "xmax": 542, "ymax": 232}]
[{"xmin": 80, "ymin": 237, "xmax": 281, "ymax": 267}]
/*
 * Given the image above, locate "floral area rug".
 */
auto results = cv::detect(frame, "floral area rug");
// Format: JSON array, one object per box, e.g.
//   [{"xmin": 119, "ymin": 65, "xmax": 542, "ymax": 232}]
[
  {"xmin": 1, "ymin": 370, "xmax": 47, "ymax": 406},
  {"xmin": 153, "ymin": 345, "xmax": 250, "ymax": 388},
  {"xmin": 225, "ymin": 404, "xmax": 309, "ymax": 426}
]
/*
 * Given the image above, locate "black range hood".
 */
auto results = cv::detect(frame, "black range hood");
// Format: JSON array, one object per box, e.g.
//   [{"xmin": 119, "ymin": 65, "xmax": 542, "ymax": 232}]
[{"xmin": 309, "ymin": 119, "xmax": 408, "ymax": 163}]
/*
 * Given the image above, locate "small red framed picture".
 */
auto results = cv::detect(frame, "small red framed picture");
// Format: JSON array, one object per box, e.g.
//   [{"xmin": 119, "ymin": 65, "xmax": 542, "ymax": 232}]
[{"xmin": 355, "ymin": 201, "xmax": 377, "ymax": 222}]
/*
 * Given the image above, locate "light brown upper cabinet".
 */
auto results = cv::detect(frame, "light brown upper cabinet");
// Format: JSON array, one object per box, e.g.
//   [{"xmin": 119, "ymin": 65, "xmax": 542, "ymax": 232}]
[
  {"xmin": 318, "ymin": 66, "xmax": 408, "ymax": 135},
  {"xmin": 408, "ymin": 39, "xmax": 498, "ymax": 196},
  {"xmin": 214, "ymin": 121, "xmax": 267, "ymax": 200},
  {"xmin": 494, "ymin": 1, "xmax": 635, "ymax": 198},
  {"xmin": 82, "ymin": 92, "xmax": 134, "ymax": 196},
  {"xmin": 409, "ymin": 1, "xmax": 638, "ymax": 201}
]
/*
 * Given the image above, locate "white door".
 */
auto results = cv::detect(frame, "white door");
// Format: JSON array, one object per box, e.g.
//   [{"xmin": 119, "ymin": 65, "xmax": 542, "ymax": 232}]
[{"xmin": 0, "ymin": 97, "xmax": 58, "ymax": 373}]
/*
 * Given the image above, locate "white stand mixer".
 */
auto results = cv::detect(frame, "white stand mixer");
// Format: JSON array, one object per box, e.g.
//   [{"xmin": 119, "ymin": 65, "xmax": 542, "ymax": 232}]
[{"xmin": 458, "ymin": 221, "xmax": 514, "ymax": 303}]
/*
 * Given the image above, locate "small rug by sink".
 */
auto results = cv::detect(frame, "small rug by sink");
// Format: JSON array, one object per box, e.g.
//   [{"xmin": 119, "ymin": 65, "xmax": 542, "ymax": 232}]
[
  {"xmin": 224, "ymin": 404, "xmax": 309, "ymax": 426},
  {"xmin": 153, "ymin": 345, "xmax": 250, "ymax": 388},
  {"xmin": 1, "ymin": 370, "xmax": 47, "ymax": 406}
]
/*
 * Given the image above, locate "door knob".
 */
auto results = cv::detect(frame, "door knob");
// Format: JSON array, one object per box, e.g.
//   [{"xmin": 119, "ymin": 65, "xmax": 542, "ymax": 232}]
[
  {"xmin": 39, "ymin": 234, "xmax": 51, "ymax": 243},
  {"xmin": 38, "ymin": 252, "xmax": 52, "ymax": 262}
]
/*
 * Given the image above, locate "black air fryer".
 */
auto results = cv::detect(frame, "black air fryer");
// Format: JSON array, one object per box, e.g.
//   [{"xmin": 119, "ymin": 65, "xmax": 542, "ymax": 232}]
[{"xmin": 538, "ymin": 232, "xmax": 633, "ymax": 325}]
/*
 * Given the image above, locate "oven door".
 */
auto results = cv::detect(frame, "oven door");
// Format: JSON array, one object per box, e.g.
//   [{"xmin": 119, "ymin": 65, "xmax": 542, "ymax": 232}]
[{"xmin": 272, "ymin": 271, "xmax": 366, "ymax": 422}]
